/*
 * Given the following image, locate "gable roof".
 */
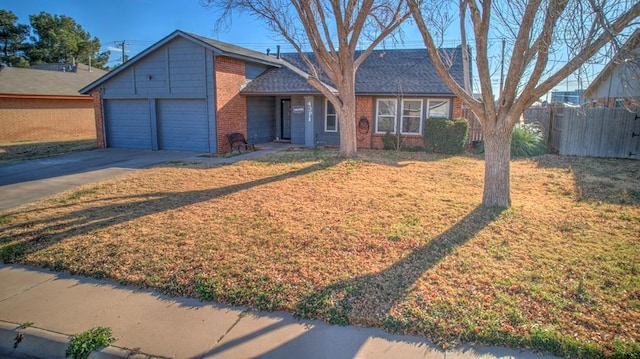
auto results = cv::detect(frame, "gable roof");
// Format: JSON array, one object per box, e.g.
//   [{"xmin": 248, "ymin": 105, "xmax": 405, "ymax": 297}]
[
  {"xmin": 584, "ymin": 29, "xmax": 640, "ymax": 98},
  {"xmin": 80, "ymin": 30, "xmax": 283, "ymax": 94},
  {"xmin": 0, "ymin": 63, "xmax": 108, "ymax": 97},
  {"xmin": 242, "ymin": 47, "xmax": 468, "ymax": 96}
]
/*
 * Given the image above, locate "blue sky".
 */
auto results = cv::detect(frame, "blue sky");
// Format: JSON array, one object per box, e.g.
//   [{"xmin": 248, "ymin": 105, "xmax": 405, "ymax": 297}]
[
  {"xmin": 6, "ymin": 0, "xmax": 294, "ymax": 67},
  {"xmin": 5, "ymin": 0, "xmax": 597, "ymax": 95}
]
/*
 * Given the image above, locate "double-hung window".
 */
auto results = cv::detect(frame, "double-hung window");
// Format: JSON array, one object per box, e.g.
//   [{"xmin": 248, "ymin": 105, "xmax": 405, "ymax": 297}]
[
  {"xmin": 325, "ymin": 100, "xmax": 338, "ymax": 132},
  {"xmin": 401, "ymin": 99, "xmax": 423, "ymax": 134},
  {"xmin": 427, "ymin": 99, "xmax": 450, "ymax": 118},
  {"xmin": 376, "ymin": 99, "xmax": 397, "ymax": 133}
]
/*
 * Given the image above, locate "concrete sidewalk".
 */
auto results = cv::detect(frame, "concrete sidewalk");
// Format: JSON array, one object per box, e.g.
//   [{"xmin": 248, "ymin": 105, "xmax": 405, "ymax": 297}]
[{"xmin": 0, "ymin": 265, "xmax": 557, "ymax": 359}]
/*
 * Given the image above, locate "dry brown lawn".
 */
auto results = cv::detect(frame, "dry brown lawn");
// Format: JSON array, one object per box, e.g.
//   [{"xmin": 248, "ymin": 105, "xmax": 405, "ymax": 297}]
[
  {"xmin": 0, "ymin": 139, "xmax": 97, "ymax": 165},
  {"xmin": 1, "ymin": 149, "xmax": 638, "ymax": 357}
]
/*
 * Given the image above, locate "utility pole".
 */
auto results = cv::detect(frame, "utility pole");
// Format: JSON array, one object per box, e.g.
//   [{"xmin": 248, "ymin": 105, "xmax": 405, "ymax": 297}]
[
  {"xmin": 114, "ymin": 40, "xmax": 127, "ymax": 64},
  {"xmin": 499, "ymin": 38, "xmax": 506, "ymax": 96}
]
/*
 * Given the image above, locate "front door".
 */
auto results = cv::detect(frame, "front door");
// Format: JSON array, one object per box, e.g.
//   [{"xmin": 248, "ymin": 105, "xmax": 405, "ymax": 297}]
[{"xmin": 281, "ymin": 99, "xmax": 291, "ymax": 140}]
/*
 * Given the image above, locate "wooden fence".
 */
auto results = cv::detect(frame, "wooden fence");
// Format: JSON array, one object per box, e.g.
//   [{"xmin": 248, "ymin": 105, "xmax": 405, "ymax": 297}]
[
  {"xmin": 524, "ymin": 106, "xmax": 640, "ymax": 159},
  {"xmin": 462, "ymin": 108, "xmax": 483, "ymax": 144}
]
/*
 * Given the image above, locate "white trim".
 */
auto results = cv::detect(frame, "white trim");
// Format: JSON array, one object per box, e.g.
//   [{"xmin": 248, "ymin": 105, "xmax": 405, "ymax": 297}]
[
  {"xmin": 426, "ymin": 99, "xmax": 451, "ymax": 118},
  {"xmin": 400, "ymin": 99, "xmax": 423, "ymax": 135},
  {"xmin": 324, "ymin": 99, "xmax": 338, "ymax": 132},
  {"xmin": 375, "ymin": 98, "xmax": 397, "ymax": 134}
]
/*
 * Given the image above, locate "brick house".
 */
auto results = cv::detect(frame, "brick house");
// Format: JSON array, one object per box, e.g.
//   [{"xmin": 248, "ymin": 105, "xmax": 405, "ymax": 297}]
[
  {"xmin": 0, "ymin": 63, "xmax": 108, "ymax": 143},
  {"xmin": 81, "ymin": 30, "xmax": 468, "ymax": 153}
]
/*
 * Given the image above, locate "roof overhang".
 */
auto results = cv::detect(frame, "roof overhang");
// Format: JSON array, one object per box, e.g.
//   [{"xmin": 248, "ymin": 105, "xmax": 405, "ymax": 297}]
[
  {"xmin": 80, "ymin": 30, "xmax": 283, "ymax": 95},
  {"xmin": 0, "ymin": 93, "xmax": 92, "ymax": 100}
]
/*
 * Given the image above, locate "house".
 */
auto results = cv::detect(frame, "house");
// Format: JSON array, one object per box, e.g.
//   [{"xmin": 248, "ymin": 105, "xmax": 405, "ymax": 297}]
[
  {"xmin": 80, "ymin": 30, "xmax": 468, "ymax": 153},
  {"xmin": 550, "ymin": 89, "xmax": 588, "ymax": 106},
  {"xmin": 0, "ymin": 63, "xmax": 108, "ymax": 143},
  {"xmin": 583, "ymin": 30, "xmax": 640, "ymax": 108}
]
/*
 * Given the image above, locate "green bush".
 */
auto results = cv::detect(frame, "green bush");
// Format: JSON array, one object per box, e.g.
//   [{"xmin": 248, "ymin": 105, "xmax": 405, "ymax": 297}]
[
  {"xmin": 423, "ymin": 117, "xmax": 469, "ymax": 154},
  {"xmin": 477, "ymin": 123, "xmax": 547, "ymax": 157}
]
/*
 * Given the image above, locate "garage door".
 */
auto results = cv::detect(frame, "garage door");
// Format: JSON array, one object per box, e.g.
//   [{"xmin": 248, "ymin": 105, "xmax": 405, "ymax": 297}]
[
  {"xmin": 157, "ymin": 99, "xmax": 209, "ymax": 152},
  {"xmin": 105, "ymin": 100, "xmax": 152, "ymax": 149}
]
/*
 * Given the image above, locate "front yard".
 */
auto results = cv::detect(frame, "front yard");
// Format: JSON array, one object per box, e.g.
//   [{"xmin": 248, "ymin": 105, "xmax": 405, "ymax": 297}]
[{"xmin": 0, "ymin": 149, "xmax": 638, "ymax": 357}]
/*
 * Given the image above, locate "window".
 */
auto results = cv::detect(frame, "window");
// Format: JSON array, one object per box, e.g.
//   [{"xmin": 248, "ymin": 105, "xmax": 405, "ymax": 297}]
[
  {"xmin": 401, "ymin": 99, "xmax": 423, "ymax": 134},
  {"xmin": 376, "ymin": 99, "xmax": 397, "ymax": 133},
  {"xmin": 325, "ymin": 100, "xmax": 338, "ymax": 132},
  {"xmin": 427, "ymin": 99, "xmax": 450, "ymax": 118}
]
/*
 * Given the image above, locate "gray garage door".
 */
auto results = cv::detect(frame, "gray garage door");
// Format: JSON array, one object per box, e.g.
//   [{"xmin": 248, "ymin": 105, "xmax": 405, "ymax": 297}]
[
  {"xmin": 157, "ymin": 99, "xmax": 209, "ymax": 152},
  {"xmin": 105, "ymin": 100, "xmax": 152, "ymax": 149}
]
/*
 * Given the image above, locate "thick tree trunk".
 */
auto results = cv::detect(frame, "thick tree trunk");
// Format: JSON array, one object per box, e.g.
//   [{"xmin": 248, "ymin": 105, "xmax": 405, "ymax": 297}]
[
  {"xmin": 337, "ymin": 83, "xmax": 358, "ymax": 158},
  {"xmin": 482, "ymin": 125, "xmax": 513, "ymax": 208}
]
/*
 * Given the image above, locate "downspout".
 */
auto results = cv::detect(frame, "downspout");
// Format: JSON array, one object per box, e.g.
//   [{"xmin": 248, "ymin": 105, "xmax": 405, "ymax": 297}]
[{"xmin": 100, "ymin": 87, "xmax": 107, "ymax": 148}]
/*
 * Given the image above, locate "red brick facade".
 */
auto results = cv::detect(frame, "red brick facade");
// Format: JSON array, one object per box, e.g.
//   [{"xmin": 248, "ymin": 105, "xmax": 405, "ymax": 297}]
[
  {"xmin": 357, "ymin": 95, "xmax": 465, "ymax": 150},
  {"xmin": 91, "ymin": 90, "xmax": 106, "ymax": 149},
  {"xmin": 0, "ymin": 95, "xmax": 96, "ymax": 143},
  {"xmin": 215, "ymin": 56, "xmax": 247, "ymax": 153}
]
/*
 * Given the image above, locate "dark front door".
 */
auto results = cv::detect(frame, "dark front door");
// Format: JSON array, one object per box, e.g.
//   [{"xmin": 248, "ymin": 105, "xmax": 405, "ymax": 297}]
[{"xmin": 281, "ymin": 99, "xmax": 291, "ymax": 140}]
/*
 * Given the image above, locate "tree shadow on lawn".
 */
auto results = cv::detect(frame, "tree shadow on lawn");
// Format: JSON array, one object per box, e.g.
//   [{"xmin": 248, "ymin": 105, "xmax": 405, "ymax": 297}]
[
  {"xmin": 294, "ymin": 205, "xmax": 503, "ymax": 332},
  {"xmin": 0, "ymin": 159, "xmax": 338, "ymax": 262},
  {"xmin": 534, "ymin": 154, "xmax": 640, "ymax": 206}
]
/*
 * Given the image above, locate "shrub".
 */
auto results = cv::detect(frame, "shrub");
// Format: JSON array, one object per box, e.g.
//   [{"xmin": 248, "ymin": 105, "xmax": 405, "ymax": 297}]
[
  {"xmin": 423, "ymin": 117, "xmax": 469, "ymax": 154},
  {"xmin": 477, "ymin": 123, "xmax": 547, "ymax": 157}
]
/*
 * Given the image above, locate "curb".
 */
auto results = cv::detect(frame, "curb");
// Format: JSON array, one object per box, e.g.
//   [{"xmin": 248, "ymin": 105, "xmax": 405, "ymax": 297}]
[{"xmin": 0, "ymin": 321, "xmax": 158, "ymax": 359}]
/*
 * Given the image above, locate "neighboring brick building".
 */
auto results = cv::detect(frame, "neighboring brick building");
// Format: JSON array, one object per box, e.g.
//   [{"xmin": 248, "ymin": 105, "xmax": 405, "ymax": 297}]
[
  {"xmin": 0, "ymin": 63, "xmax": 108, "ymax": 143},
  {"xmin": 81, "ymin": 30, "xmax": 469, "ymax": 153}
]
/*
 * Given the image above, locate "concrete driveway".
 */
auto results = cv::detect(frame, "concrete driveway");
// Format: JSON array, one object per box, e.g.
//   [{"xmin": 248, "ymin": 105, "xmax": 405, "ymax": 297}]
[{"xmin": 0, "ymin": 148, "xmax": 205, "ymax": 212}]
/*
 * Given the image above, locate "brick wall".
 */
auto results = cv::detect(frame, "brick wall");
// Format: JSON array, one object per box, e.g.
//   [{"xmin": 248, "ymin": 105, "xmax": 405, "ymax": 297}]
[
  {"xmin": 356, "ymin": 96, "xmax": 373, "ymax": 149},
  {"xmin": 215, "ymin": 56, "xmax": 247, "ymax": 153},
  {"xmin": 366, "ymin": 96, "xmax": 464, "ymax": 150},
  {"xmin": 0, "ymin": 96, "xmax": 96, "ymax": 143},
  {"xmin": 452, "ymin": 97, "xmax": 463, "ymax": 118},
  {"xmin": 91, "ymin": 90, "xmax": 106, "ymax": 149}
]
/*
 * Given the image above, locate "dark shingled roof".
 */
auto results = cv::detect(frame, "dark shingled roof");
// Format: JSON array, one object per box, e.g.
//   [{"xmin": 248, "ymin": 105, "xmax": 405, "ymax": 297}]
[
  {"xmin": 0, "ymin": 63, "xmax": 108, "ymax": 97},
  {"xmin": 242, "ymin": 47, "xmax": 468, "ymax": 96}
]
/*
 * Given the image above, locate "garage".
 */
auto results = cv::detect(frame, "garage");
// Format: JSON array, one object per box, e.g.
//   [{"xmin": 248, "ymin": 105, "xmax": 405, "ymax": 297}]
[
  {"xmin": 104, "ymin": 100, "xmax": 152, "ymax": 149},
  {"xmin": 157, "ymin": 99, "xmax": 209, "ymax": 152}
]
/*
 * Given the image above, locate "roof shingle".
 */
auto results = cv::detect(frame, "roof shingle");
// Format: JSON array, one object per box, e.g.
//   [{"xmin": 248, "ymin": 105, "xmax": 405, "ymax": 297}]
[
  {"xmin": 242, "ymin": 47, "xmax": 468, "ymax": 96},
  {"xmin": 0, "ymin": 64, "xmax": 108, "ymax": 97}
]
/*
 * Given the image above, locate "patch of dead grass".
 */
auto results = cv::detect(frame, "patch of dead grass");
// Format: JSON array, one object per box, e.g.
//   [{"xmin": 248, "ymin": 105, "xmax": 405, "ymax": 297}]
[
  {"xmin": 0, "ymin": 149, "xmax": 638, "ymax": 357},
  {"xmin": 0, "ymin": 139, "xmax": 97, "ymax": 165}
]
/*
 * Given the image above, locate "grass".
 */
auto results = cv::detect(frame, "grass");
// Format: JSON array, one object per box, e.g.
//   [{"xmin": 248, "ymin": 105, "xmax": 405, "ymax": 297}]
[
  {"xmin": 0, "ymin": 149, "xmax": 638, "ymax": 357},
  {"xmin": 65, "ymin": 326, "xmax": 115, "ymax": 359},
  {"xmin": 0, "ymin": 139, "xmax": 97, "ymax": 165}
]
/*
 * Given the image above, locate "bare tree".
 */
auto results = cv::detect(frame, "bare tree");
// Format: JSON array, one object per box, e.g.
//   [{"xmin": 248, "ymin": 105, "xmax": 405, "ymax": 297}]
[
  {"xmin": 203, "ymin": 0, "xmax": 411, "ymax": 158},
  {"xmin": 408, "ymin": 0, "xmax": 640, "ymax": 207}
]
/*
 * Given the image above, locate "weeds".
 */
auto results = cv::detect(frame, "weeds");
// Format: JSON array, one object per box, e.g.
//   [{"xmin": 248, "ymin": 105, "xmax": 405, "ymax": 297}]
[{"xmin": 65, "ymin": 326, "xmax": 115, "ymax": 359}]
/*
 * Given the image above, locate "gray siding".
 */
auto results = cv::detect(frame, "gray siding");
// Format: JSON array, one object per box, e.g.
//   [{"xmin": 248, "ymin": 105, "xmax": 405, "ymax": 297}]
[
  {"xmin": 314, "ymin": 97, "xmax": 339, "ymax": 146},
  {"xmin": 245, "ymin": 63, "xmax": 269, "ymax": 80},
  {"xmin": 290, "ymin": 96, "xmax": 306, "ymax": 145},
  {"xmin": 98, "ymin": 37, "xmax": 217, "ymax": 153},
  {"xmin": 247, "ymin": 96, "xmax": 276, "ymax": 144},
  {"xmin": 101, "ymin": 37, "xmax": 207, "ymax": 99}
]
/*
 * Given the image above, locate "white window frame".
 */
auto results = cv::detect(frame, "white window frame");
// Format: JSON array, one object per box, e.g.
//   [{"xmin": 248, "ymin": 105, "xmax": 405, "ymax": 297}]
[
  {"xmin": 426, "ymin": 99, "xmax": 451, "ymax": 119},
  {"xmin": 400, "ymin": 99, "xmax": 423, "ymax": 135},
  {"xmin": 325, "ymin": 99, "xmax": 338, "ymax": 132},
  {"xmin": 375, "ymin": 98, "xmax": 398, "ymax": 134}
]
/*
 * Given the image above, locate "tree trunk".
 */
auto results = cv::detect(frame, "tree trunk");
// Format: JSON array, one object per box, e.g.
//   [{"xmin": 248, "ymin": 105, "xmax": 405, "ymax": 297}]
[
  {"xmin": 482, "ymin": 125, "xmax": 513, "ymax": 208},
  {"xmin": 337, "ymin": 84, "xmax": 358, "ymax": 158}
]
